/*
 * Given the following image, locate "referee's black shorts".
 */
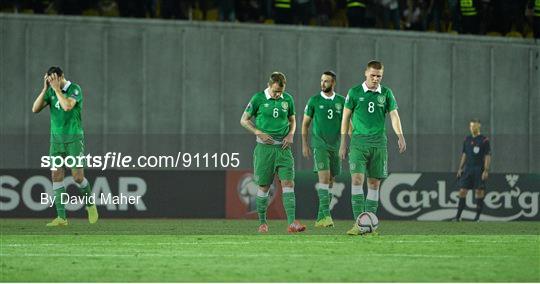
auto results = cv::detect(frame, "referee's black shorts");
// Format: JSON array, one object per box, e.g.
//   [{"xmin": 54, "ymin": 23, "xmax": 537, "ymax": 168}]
[{"xmin": 458, "ymin": 167, "xmax": 486, "ymax": 190}]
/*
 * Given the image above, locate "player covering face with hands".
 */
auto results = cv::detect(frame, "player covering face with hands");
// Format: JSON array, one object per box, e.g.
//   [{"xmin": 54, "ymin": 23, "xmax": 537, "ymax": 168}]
[{"xmin": 32, "ymin": 66, "xmax": 98, "ymax": 227}]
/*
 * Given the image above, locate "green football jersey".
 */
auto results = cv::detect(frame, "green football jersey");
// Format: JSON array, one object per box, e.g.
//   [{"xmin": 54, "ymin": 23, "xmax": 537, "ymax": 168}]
[
  {"xmin": 304, "ymin": 92, "xmax": 345, "ymax": 150},
  {"xmin": 344, "ymin": 83, "xmax": 398, "ymax": 147},
  {"xmin": 44, "ymin": 81, "xmax": 84, "ymax": 143},
  {"xmin": 244, "ymin": 90, "xmax": 296, "ymax": 142}
]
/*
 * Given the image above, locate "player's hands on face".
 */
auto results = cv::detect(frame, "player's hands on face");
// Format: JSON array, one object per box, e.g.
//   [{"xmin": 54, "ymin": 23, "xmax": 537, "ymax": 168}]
[
  {"xmin": 302, "ymin": 144, "xmax": 311, "ymax": 158},
  {"xmin": 481, "ymin": 170, "xmax": 489, "ymax": 181},
  {"xmin": 282, "ymin": 133, "xmax": 294, "ymax": 149},
  {"xmin": 255, "ymin": 130, "xmax": 274, "ymax": 145},
  {"xmin": 43, "ymin": 73, "xmax": 49, "ymax": 90},
  {"xmin": 398, "ymin": 136, "xmax": 406, "ymax": 153},
  {"xmin": 49, "ymin": 73, "xmax": 61, "ymax": 90}
]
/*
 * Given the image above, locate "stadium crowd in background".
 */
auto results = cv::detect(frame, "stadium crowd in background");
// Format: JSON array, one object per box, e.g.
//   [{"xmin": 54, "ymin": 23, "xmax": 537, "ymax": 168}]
[{"xmin": 1, "ymin": 0, "xmax": 538, "ymax": 38}]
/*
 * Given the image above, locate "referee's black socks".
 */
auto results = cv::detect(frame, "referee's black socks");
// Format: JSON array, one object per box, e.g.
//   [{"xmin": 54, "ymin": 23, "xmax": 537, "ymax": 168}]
[
  {"xmin": 456, "ymin": 197, "xmax": 466, "ymax": 220},
  {"xmin": 474, "ymin": 198, "xmax": 484, "ymax": 221}
]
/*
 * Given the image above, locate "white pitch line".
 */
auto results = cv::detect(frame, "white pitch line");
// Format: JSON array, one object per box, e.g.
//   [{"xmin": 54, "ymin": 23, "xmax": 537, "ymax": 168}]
[
  {"xmin": 1, "ymin": 239, "xmax": 534, "ymax": 248},
  {"xmin": 0, "ymin": 253, "xmax": 529, "ymax": 259}
]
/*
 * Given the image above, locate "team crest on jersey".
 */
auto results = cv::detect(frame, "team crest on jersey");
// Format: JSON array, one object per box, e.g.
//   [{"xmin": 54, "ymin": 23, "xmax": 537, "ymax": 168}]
[
  {"xmin": 473, "ymin": 146, "xmax": 480, "ymax": 154},
  {"xmin": 377, "ymin": 95, "xmax": 386, "ymax": 105},
  {"xmin": 281, "ymin": 102, "xmax": 288, "ymax": 110},
  {"xmin": 335, "ymin": 103, "xmax": 342, "ymax": 110}
]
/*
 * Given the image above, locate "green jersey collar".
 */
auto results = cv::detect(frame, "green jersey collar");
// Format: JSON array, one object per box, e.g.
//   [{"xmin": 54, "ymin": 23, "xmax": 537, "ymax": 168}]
[
  {"xmin": 320, "ymin": 91, "xmax": 335, "ymax": 100},
  {"xmin": 264, "ymin": 88, "xmax": 283, "ymax": 100},
  {"xmin": 62, "ymin": 81, "xmax": 72, "ymax": 93},
  {"xmin": 362, "ymin": 82, "xmax": 381, "ymax": 93}
]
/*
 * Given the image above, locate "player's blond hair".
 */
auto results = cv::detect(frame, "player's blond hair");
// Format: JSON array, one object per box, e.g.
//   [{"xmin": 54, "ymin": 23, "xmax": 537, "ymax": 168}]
[
  {"xmin": 366, "ymin": 60, "xmax": 384, "ymax": 70},
  {"xmin": 268, "ymin": 72, "xmax": 287, "ymax": 87}
]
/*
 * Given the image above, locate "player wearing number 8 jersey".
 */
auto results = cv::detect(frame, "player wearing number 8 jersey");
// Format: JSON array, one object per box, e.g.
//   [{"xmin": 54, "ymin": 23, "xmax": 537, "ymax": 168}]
[
  {"xmin": 302, "ymin": 71, "xmax": 345, "ymax": 228},
  {"xmin": 240, "ymin": 72, "xmax": 306, "ymax": 233},
  {"xmin": 339, "ymin": 61, "xmax": 406, "ymax": 235}
]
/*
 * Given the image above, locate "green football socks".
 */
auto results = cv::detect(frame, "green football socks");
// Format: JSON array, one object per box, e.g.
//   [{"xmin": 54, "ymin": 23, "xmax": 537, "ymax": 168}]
[
  {"xmin": 256, "ymin": 192, "xmax": 269, "ymax": 225},
  {"xmin": 76, "ymin": 178, "xmax": 93, "ymax": 207},
  {"xmin": 282, "ymin": 188, "xmax": 296, "ymax": 225},
  {"xmin": 53, "ymin": 182, "xmax": 66, "ymax": 219},
  {"xmin": 317, "ymin": 184, "xmax": 331, "ymax": 218},
  {"xmin": 351, "ymin": 185, "xmax": 364, "ymax": 220},
  {"xmin": 365, "ymin": 187, "xmax": 379, "ymax": 213}
]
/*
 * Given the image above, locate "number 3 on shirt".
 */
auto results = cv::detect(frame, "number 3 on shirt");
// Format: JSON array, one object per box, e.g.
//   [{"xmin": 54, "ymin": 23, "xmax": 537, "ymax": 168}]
[{"xmin": 327, "ymin": 109, "xmax": 333, "ymax": 119}]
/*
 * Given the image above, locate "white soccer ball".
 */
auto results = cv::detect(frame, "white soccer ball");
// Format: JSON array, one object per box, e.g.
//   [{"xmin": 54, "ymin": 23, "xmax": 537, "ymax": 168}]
[{"xmin": 357, "ymin": 212, "xmax": 379, "ymax": 233}]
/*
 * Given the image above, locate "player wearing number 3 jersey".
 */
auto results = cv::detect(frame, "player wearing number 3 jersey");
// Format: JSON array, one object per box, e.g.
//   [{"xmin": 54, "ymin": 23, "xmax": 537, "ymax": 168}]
[
  {"xmin": 339, "ymin": 61, "xmax": 406, "ymax": 235},
  {"xmin": 302, "ymin": 71, "xmax": 345, "ymax": 228}
]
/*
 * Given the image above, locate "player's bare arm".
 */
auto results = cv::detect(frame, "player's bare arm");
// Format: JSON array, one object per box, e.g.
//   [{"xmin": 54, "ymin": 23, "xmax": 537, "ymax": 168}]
[
  {"xmin": 301, "ymin": 115, "xmax": 312, "ymax": 157},
  {"xmin": 49, "ymin": 73, "xmax": 76, "ymax": 111},
  {"xmin": 389, "ymin": 109, "xmax": 406, "ymax": 153},
  {"xmin": 457, "ymin": 153, "xmax": 467, "ymax": 177},
  {"xmin": 339, "ymin": 107, "xmax": 352, "ymax": 160},
  {"xmin": 282, "ymin": 115, "xmax": 295, "ymax": 149},
  {"xmin": 482, "ymin": 154, "xmax": 491, "ymax": 180},
  {"xmin": 32, "ymin": 73, "xmax": 50, "ymax": 113},
  {"xmin": 240, "ymin": 112, "xmax": 273, "ymax": 144}
]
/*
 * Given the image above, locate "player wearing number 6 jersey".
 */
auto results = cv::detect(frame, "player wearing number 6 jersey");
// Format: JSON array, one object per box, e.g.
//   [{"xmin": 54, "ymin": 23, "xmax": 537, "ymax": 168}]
[
  {"xmin": 302, "ymin": 71, "xmax": 345, "ymax": 228},
  {"xmin": 339, "ymin": 61, "xmax": 406, "ymax": 235},
  {"xmin": 240, "ymin": 72, "xmax": 306, "ymax": 233}
]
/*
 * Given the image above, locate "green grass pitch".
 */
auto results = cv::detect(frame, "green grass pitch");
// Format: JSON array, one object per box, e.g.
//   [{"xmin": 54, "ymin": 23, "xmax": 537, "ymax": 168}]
[{"xmin": 1, "ymin": 219, "xmax": 538, "ymax": 282}]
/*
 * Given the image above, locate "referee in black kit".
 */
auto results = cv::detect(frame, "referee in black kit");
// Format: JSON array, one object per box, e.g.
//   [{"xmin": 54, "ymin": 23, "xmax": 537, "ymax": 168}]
[{"xmin": 455, "ymin": 119, "xmax": 492, "ymax": 221}]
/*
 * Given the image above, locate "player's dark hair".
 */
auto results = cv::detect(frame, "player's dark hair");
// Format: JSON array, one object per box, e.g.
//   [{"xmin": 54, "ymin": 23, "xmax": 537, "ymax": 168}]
[
  {"xmin": 47, "ymin": 66, "xmax": 63, "ymax": 77},
  {"xmin": 470, "ymin": 118, "xmax": 481, "ymax": 124},
  {"xmin": 323, "ymin": 70, "xmax": 337, "ymax": 81},
  {"xmin": 366, "ymin": 60, "xmax": 383, "ymax": 70},
  {"xmin": 268, "ymin": 72, "xmax": 286, "ymax": 87}
]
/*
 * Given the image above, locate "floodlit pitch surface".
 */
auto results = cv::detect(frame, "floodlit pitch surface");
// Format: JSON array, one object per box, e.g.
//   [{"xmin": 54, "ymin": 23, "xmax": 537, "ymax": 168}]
[{"xmin": 1, "ymin": 219, "xmax": 538, "ymax": 282}]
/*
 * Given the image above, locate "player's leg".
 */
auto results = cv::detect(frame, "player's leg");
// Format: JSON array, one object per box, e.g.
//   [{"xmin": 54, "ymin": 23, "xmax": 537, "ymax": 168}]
[
  {"xmin": 455, "ymin": 188, "xmax": 468, "ymax": 220},
  {"xmin": 455, "ymin": 171, "xmax": 472, "ymax": 220},
  {"xmin": 313, "ymin": 148, "xmax": 332, "ymax": 226},
  {"xmin": 46, "ymin": 143, "xmax": 68, "ymax": 226},
  {"xmin": 277, "ymin": 147, "xmax": 305, "ymax": 232},
  {"xmin": 327, "ymin": 150, "xmax": 341, "ymax": 220},
  {"xmin": 474, "ymin": 188, "xmax": 485, "ymax": 221},
  {"xmin": 68, "ymin": 140, "xmax": 98, "ymax": 223},
  {"xmin": 253, "ymin": 144, "xmax": 276, "ymax": 232},
  {"xmin": 365, "ymin": 178, "xmax": 381, "ymax": 213},
  {"xmin": 314, "ymin": 170, "xmax": 332, "ymax": 227},
  {"xmin": 256, "ymin": 184, "xmax": 271, "ymax": 233},
  {"xmin": 364, "ymin": 147, "xmax": 388, "ymax": 213},
  {"xmin": 349, "ymin": 146, "xmax": 368, "ymax": 220},
  {"xmin": 47, "ymin": 167, "xmax": 68, "ymax": 226},
  {"xmin": 72, "ymin": 168, "xmax": 98, "ymax": 224},
  {"xmin": 347, "ymin": 147, "xmax": 366, "ymax": 236}
]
